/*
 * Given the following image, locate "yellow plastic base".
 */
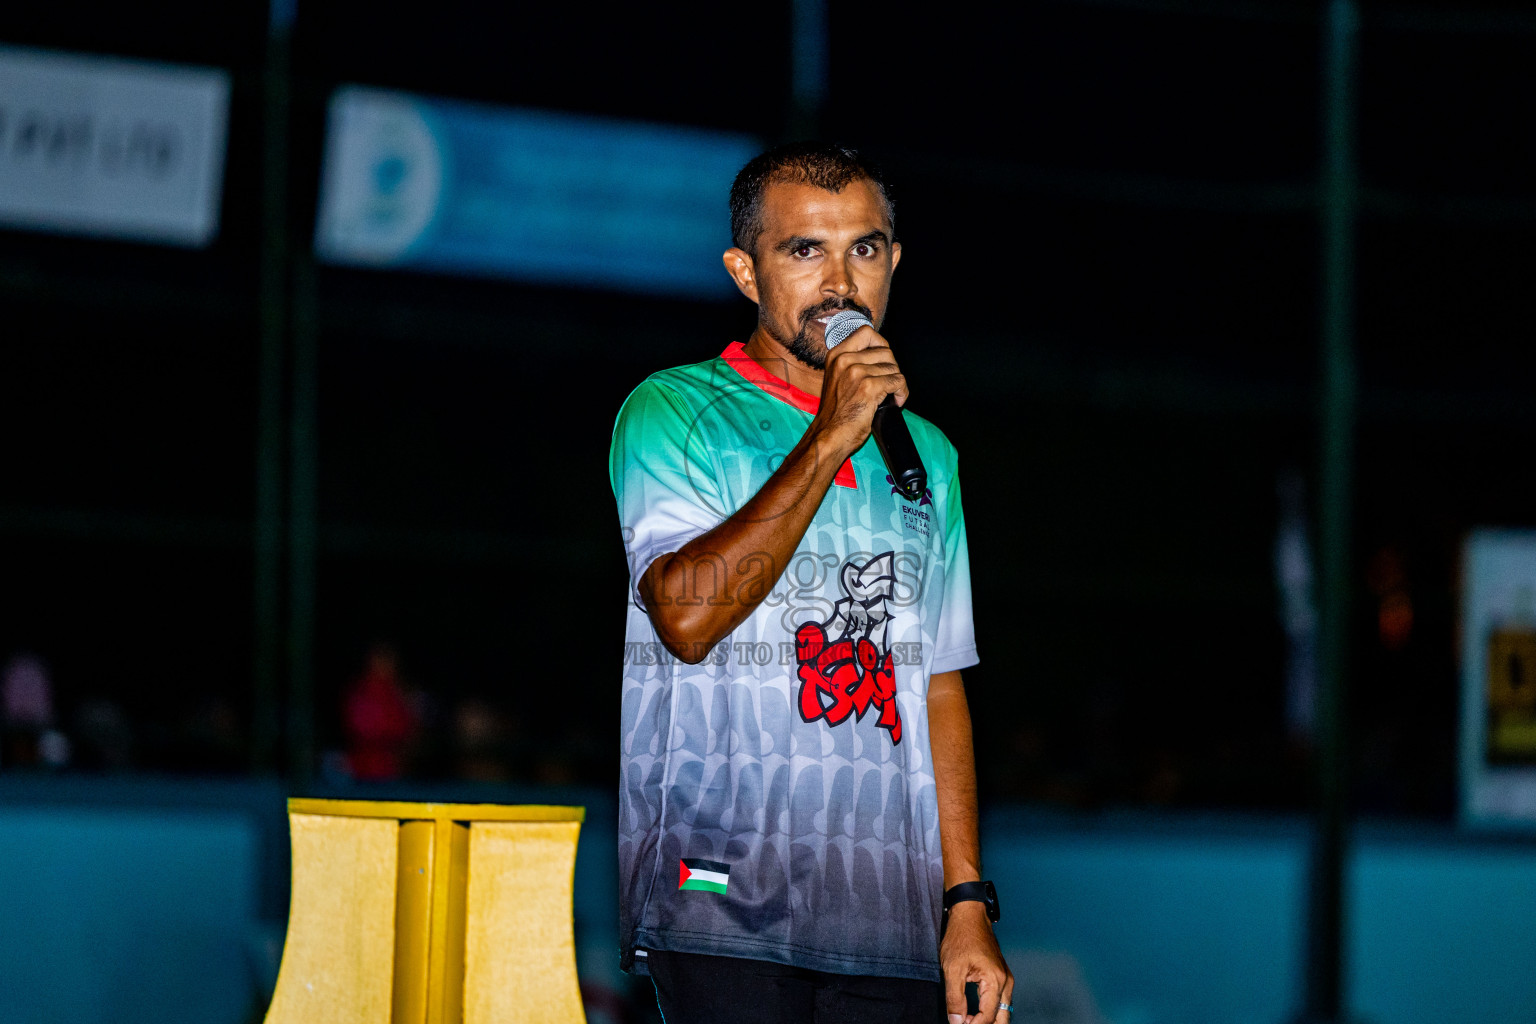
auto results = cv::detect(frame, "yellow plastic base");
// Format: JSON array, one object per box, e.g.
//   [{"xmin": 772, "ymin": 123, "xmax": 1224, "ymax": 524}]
[{"xmin": 264, "ymin": 799, "xmax": 586, "ymax": 1024}]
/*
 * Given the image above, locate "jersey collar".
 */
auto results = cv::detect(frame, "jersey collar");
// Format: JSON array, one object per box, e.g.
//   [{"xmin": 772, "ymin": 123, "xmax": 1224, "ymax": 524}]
[
  {"xmin": 720, "ymin": 341, "xmax": 821, "ymax": 414},
  {"xmin": 719, "ymin": 342, "xmax": 857, "ymax": 489}
]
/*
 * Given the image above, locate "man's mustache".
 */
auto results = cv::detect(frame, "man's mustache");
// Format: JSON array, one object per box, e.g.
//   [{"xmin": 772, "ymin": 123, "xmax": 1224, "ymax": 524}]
[{"xmin": 798, "ymin": 298, "xmax": 872, "ymax": 326}]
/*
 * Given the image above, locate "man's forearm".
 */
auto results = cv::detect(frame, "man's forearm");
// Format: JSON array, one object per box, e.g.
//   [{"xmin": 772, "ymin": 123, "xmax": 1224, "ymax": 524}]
[
  {"xmin": 639, "ymin": 427, "xmax": 846, "ymax": 661},
  {"xmin": 931, "ymin": 667, "xmax": 1011, "ymax": 1023},
  {"xmin": 929, "ymin": 669, "xmax": 983, "ymax": 888}
]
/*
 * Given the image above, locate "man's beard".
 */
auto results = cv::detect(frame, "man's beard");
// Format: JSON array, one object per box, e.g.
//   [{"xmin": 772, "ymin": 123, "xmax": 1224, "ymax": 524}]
[{"xmin": 775, "ymin": 297, "xmax": 875, "ymax": 370}]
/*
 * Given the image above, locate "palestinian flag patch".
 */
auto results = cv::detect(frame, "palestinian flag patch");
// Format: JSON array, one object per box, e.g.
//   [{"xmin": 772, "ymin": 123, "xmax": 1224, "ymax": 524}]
[{"xmin": 678, "ymin": 858, "xmax": 729, "ymax": 894}]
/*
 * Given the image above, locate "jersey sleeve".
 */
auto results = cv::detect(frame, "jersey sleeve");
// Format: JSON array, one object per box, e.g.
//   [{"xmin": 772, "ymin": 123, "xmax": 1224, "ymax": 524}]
[
  {"xmin": 931, "ymin": 452, "xmax": 979, "ymax": 674},
  {"xmin": 610, "ymin": 378, "xmax": 728, "ymax": 609}
]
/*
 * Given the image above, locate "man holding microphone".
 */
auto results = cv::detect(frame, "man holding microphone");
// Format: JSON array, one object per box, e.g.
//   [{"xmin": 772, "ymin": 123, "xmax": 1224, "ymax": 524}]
[{"xmin": 611, "ymin": 142, "xmax": 1011, "ymax": 1023}]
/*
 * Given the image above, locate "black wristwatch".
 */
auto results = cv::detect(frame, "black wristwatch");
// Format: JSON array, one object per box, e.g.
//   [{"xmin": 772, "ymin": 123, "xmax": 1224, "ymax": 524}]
[{"xmin": 941, "ymin": 880, "xmax": 1000, "ymax": 935}]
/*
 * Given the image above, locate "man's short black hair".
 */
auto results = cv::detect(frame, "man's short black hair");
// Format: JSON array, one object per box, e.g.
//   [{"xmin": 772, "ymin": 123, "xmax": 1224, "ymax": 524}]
[{"xmin": 729, "ymin": 142, "xmax": 894, "ymax": 257}]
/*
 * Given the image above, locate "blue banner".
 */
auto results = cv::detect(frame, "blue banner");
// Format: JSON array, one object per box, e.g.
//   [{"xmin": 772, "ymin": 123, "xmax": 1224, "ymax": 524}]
[{"xmin": 315, "ymin": 87, "xmax": 759, "ymax": 297}]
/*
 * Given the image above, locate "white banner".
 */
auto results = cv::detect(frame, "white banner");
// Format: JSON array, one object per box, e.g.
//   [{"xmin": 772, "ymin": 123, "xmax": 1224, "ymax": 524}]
[
  {"xmin": 0, "ymin": 46, "xmax": 229, "ymax": 246},
  {"xmin": 1461, "ymin": 529, "xmax": 1536, "ymax": 829}
]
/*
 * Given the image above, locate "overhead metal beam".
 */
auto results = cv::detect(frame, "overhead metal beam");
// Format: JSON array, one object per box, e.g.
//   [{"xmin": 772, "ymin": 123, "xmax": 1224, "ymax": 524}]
[{"xmin": 1046, "ymin": 0, "xmax": 1536, "ymax": 32}]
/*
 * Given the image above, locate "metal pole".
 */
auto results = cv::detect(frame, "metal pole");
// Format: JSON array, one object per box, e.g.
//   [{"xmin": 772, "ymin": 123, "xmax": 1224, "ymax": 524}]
[
  {"xmin": 1301, "ymin": 1, "xmax": 1358, "ymax": 1020},
  {"xmin": 252, "ymin": 0, "xmax": 294, "ymax": 775},
  {"xmin": 281, "ymin": 0, "xmax": 318, "ymax": 788},
  {"xmin": 286, "ymin": 251, "xmax": 318, "ymax": 789}
]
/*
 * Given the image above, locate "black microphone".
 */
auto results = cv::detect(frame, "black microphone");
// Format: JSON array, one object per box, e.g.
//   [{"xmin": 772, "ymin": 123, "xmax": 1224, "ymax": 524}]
[{"xmin": 823, "ymin": 310, "xmax": 928, "ymax": 502}]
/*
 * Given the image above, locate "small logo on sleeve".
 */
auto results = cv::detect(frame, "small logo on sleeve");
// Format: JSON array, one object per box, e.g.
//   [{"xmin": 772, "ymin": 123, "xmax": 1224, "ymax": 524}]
[{"xmin": 678, "ymin": 858, "xmax": 730, "ymax": 894}]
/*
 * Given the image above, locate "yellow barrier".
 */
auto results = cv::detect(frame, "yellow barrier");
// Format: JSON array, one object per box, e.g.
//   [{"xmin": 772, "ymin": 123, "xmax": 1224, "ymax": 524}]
[{"xmin": 263, "ymin": 798, "xmax": 587, "ymax": 1024}]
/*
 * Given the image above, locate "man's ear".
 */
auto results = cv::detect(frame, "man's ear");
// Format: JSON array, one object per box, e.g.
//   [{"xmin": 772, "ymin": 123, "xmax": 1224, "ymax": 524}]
[
  {"xmin": 723, "ymin": 248, "xmax": 760, "ymax": 303},
  {"xmin": 890, "ymin": 241, "xmax": 902, "ymax": 274}
]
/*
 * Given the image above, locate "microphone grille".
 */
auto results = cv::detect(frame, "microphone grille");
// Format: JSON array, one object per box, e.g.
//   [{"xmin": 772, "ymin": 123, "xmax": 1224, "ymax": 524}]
[{"xmin": 823, "ymin": 310, "xmax": 873, "ymax": 349}]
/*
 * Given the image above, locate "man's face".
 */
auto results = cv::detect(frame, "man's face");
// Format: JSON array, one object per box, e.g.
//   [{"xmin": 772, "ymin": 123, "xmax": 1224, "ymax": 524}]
[{"xmin": 732, "ymin": 178, "xmax": 900, "ymax": 370}]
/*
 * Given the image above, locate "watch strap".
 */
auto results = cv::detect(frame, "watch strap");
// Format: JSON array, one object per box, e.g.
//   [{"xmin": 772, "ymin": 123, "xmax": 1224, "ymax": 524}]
[{"xmin": 941, "ymin": 879, "xmax": 999, "ymax": 930}]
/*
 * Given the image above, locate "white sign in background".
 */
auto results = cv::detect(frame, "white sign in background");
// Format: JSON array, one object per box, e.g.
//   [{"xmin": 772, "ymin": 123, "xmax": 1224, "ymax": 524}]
[
  {"xmin": 0, "ymin": 46, "xmax": 229, "ymax": 246},
  {"xmin": 1461, "ymin": 529, "xmax": 1536, "ymax": 828}
]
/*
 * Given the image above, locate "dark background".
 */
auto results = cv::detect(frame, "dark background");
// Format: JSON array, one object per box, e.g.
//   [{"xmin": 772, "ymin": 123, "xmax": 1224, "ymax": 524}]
[{"xmin": 2, "ymin": 0, "xmax": 1533, "ymax": 821}]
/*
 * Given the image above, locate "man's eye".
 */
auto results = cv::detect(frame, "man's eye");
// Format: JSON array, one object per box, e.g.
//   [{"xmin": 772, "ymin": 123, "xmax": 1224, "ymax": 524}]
[
  {"xmin": 853, "ymin": 243, "xmax": 875, "ymax": 257},
  {"xmin": 794, "ymin": 246, "xmax": 816, "ymax": 258}
]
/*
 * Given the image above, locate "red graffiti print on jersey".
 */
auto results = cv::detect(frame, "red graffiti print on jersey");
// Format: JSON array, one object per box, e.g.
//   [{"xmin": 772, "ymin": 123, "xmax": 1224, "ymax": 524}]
[{"xmin": 795, "ymin": 553, "xmax": 903, "ymax": 744}]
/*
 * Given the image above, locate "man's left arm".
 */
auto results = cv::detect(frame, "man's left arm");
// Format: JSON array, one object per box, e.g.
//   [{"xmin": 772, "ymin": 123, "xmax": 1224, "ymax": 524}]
[{"xmin": 930, "ymin": 669, "xmax": 1013, "ymax": 1024}]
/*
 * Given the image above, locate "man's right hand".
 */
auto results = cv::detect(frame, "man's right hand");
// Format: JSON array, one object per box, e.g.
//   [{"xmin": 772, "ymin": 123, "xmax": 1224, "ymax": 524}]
[
  {"xmin": 640, "ymin": 322, "xmax": 907, "ymax": 661},
  {"xmin": 641, "ymin": 329, "xmax": 901, "ymax": 660},
  {"xmin": 810, "ymin": 322, "xmax": 908, "ymax": 460}
]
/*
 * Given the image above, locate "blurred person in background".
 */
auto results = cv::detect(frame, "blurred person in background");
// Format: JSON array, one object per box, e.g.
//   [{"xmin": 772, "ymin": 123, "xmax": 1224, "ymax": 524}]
[
  {"xmin": 450, "ymin": 695, "xmax": 513, "ymax": 782},
  {"xmin": 71, "ymin": 694, "xmax": 135, "ymax": 771},
  {"xmin": 343, "ymin": 642, "xmax": 420, "ymax": 781},
  {"xmin": 610, "ymin": 144, "xmax": 1011, "ymax": 1024},
  {"xmin": 164, "ymin": 694, "xmax": 246, "ymax": 774},
  {"xmin": 2, "ymin": 653, "xmax": 70, "ymax": 770}
]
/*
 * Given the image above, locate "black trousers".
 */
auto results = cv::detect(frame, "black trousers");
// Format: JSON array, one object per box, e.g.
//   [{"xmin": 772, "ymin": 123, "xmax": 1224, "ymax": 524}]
[{"xmin": 646, "ymin": 949, "xmax": 946, "ymax": 1024}]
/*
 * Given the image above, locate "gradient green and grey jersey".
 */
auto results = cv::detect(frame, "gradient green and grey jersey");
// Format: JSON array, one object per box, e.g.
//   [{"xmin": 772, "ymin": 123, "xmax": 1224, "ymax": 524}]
[{"xmin": 610, "ymin": 342, "xmax": 978, "ymax": 982}]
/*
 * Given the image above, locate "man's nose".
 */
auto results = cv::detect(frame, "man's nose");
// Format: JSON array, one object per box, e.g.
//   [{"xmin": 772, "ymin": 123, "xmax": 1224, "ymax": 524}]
[{"xmin": 822, "ymin": 256, "xmax": 854, "ymax": 296}]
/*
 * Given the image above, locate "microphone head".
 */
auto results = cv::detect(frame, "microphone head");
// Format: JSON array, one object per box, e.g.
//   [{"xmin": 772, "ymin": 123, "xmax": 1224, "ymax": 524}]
[{"xmin": 823, "ymin": 309, "xmax": 873, "ymax": 349}]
